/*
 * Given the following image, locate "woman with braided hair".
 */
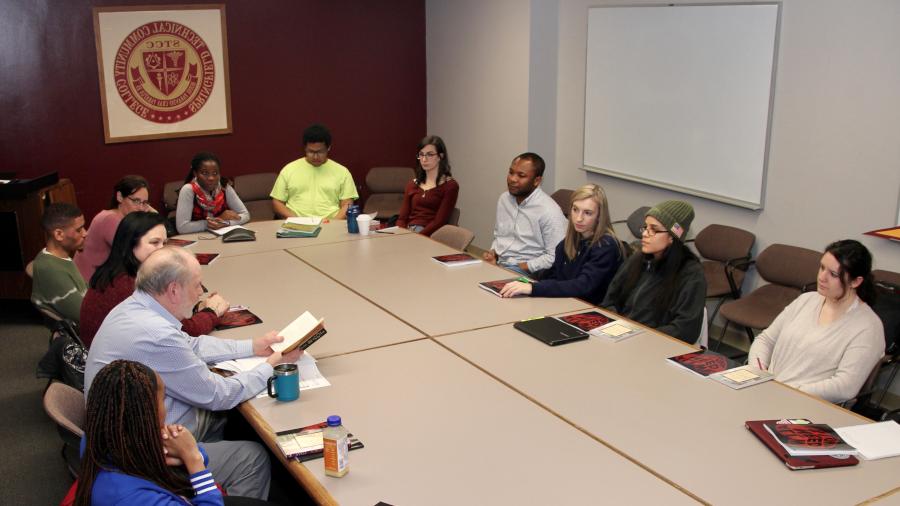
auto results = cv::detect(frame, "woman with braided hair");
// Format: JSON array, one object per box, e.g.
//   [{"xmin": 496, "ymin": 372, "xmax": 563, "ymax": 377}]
[{"xmin": 75, "ymin": 359, "xmax": 223, "ymax": 505}]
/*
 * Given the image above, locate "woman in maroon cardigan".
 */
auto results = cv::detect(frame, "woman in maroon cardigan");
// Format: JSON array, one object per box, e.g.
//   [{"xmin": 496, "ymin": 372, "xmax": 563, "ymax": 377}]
[
  {"xmin": 396, "ymin": 135, "xmax": 459, "ymax": 236},
  {"xmin": 79, "ymin": 212, "xmax": 229, "ymax": 347}
]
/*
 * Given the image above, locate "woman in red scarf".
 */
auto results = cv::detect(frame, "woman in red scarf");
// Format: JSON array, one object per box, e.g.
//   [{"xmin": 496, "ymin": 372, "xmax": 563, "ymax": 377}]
[{"xmin": 175, "ymin": 152, "xmax": 250, "ymax": 234}]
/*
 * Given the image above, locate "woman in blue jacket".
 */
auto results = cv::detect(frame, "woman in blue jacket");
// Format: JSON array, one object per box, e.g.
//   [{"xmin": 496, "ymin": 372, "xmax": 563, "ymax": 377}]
[
  {"xmin": 75, "ymin": 360, "xmax": 224, "ymax": 505},
  {"xmin": 499, "ymin": 184, "xmax": 624, "ymax": 304}
]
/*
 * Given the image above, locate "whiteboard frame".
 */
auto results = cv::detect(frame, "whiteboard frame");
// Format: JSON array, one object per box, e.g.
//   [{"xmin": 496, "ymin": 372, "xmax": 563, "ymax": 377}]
[{"xmin": 581, "ymin": 2, "xmax": 782, "ymax": 210}]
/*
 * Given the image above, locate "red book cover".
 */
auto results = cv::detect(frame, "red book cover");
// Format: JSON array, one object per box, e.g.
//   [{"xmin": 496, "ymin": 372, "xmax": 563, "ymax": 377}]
[
  {"xmin": 215, "ymin": 309, "xmax": 263, "ymax": 330},
  {"xmin": 478, "ymin": 278, "xmax": 526, "ymax": 296},
  {"xmin": 166, "ymin": 238, "xmax": 196, "ymax": 247},
  {"xmin": 667, "ymin": 350, "xmax": 737, "ymax": 377},
  {"xmin": 557, "ymin": 311, "xmax": 613, "ymax": 332},
  {"xmin": 432, "ymin": 253, "xmax": 481, "ymax": 266},
  {"xmin": 195, "ymin": 253, "xmax": 219, "ymax": 265},
  {"xmin": 764, "ymin": 422, "xmax": 857, "ymax": 455},
  {"xmin": 746, "ymin": 420, "xmax": 859, "ymax": 470}
]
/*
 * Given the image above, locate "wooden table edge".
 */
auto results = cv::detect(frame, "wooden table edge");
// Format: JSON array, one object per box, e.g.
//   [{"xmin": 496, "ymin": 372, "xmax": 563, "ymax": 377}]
[{"xmin": 238, "ymin": 401, "xmax": 339, "ymax": 506}]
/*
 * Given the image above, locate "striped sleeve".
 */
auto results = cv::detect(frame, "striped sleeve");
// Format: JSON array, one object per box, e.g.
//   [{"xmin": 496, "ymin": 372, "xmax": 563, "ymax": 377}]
[{"xmin": 189, "ymin": 469, "xmax": 223, "ymax": 504}]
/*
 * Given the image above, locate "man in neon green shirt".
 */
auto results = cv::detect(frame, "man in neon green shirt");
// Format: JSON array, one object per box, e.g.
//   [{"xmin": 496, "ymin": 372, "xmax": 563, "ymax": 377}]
[{"xmin": 270, "ymin": 124, "xmax": 359, "ymax": 219}]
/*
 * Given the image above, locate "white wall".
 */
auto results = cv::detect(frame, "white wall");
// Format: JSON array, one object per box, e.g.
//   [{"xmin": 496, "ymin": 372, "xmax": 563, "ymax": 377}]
[
  {"xmin": 426, "ymin": 0, "xmax": 532, "ymax": 245},
  {"xmin": 428, "ymin": 0, "xmax": 900, "ymax": 279},
  {"xmin": 554, "ymin": 0, "xmax": 900, "ymax": 277}
]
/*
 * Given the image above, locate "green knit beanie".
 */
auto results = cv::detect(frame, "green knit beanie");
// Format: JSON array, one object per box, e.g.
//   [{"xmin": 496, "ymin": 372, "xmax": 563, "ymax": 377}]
[{"xmin": 646, "ymin": 200, "xmax": 694, "ymax": 241}]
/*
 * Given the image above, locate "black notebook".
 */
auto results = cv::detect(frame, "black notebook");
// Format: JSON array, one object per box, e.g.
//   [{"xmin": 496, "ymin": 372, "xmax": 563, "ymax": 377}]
[{"xmin": 513, "ymin": 317, "xmax": 589, "ymax": 346}]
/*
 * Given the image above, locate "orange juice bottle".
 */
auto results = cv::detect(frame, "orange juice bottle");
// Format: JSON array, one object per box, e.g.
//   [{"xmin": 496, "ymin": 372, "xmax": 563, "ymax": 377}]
[{"xmin": 323, "ymin": 415, "xmax": 349, "ymax": 477}]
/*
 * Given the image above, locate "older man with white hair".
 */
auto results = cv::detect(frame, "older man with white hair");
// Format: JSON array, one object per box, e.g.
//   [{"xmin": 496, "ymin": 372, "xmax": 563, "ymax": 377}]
[{"xmin": 86, "ymin": 246, "xmax": 301, "ymax": 499}]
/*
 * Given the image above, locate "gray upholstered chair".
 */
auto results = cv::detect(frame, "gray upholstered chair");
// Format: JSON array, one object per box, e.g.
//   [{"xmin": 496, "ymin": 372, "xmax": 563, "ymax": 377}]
[
  {"xmin": 233, "ymin": 172, "xmax": 278, "ymax": 222},
  {"xmin": 717, "ymin": 243, "xmax": 820, "ymax": 350},
  {"xmin": 43, "ymin": 381, "xmax": 85, "ymax": 478},
  {"xmin": 363, "ymin": 167, "xmax": 415, "ymax": 219},
  {"xmin": 432, "ymin": 225, "xmax": 475, "ymax": 251},
  {"xmin": 692, "ymin": 224, "xmax": 756, "ymax": 323}
]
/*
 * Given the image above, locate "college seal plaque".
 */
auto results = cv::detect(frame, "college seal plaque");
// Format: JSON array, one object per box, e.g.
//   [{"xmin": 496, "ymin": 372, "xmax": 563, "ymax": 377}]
[{"xmin": 113, "ymin": 20, "xmax": 215, "ymax": 123}]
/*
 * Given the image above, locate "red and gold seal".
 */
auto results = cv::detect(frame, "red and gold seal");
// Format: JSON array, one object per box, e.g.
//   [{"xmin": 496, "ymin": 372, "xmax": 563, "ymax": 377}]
[{"xmin": 112, "ymin": 20, "xmax": 215, "ymax": 123}]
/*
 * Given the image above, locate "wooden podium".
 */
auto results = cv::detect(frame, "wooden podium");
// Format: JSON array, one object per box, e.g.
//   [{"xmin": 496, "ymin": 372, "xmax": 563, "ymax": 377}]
[{"xmin": 0, "ymin": 177, "xmax": 77, "ymax": 299}]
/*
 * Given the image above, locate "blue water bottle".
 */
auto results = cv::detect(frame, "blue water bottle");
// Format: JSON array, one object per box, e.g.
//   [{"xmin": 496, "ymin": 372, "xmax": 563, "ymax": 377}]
[{"xmin": 346, "ymin": 203, "xmax": 360, "ymax": 233}]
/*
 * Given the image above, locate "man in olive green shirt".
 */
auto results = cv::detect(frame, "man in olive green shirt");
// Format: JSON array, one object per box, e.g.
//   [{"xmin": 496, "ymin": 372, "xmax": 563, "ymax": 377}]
[
  {"xmin": 270, "ymin": 124, "xmax": 358, "ymax": 219},
  {"xmin": 31, "ymin": 203, "xmax": 88, "ymax": 322}
]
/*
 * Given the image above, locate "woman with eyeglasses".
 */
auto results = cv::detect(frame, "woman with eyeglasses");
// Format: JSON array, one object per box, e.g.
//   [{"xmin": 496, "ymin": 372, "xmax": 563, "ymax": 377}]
[
  {"xmin": 175, "ymin": 152, "xmax": 250, "ymax": 234},
  {"xmin": 75, "ymin": 175, "xmax": 153, "ymax": 282},
  {"xmin": 748, "ymin": 240, "xmax": 884, "ymax": 403},
  {"xmin": 601, "ymin": 200, "xmax": 706, "ymax": 343},
  {"xmin": 498, "ymin": 184, "xmax": 624, "ymax": 305},
  {"xmin": 396, "ymin": 135, "xmax": 459, "ymax": 236},
  {"xmin": 79, "ymin": 212, "xmax": 229, "ymax": 347}
]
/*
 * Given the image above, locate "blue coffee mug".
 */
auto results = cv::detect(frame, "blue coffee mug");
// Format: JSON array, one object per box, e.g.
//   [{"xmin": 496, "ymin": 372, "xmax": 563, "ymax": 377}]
[{"xmin": 267, "ymin": 363, "xmax": 299, "ymax": 402}]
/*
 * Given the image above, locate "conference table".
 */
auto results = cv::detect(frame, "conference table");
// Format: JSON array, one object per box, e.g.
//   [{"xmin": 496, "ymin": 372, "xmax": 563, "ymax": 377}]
[{"xmin": 182, "ymin": 220, "xmax": 900, "ymax": 505}]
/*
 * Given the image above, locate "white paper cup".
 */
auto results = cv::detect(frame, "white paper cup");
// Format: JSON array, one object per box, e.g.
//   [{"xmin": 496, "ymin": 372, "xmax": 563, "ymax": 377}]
[{"xmin": 357, "ymin": 215, "xmax": 372, "ymax": 235}]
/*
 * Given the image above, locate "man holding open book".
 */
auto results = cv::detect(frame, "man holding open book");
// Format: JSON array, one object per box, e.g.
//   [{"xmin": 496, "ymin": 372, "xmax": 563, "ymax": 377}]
[{"xmin": 84, "ymin": 246, "xmax": 302, "ymax": 500}]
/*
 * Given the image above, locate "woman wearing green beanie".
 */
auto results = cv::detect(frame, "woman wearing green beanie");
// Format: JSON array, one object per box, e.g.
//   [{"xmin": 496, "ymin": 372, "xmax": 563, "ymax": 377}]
[{"xmin": 601, "ymin": 200, "xmax": 707, "ymax": 343}]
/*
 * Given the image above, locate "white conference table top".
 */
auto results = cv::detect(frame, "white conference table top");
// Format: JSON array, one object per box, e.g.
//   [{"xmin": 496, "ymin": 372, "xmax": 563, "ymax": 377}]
[
  {"xmin": 245, "ymin": 339, "xmax": 701, "ymax": 506},
  {"xmin": 174, "ymin": 219, "xmax": 409, "ymax": 259},
  {"xmin": 288, "ymin": 233, "xmax": 592, "ymax": 336},
  {"xmin": 192, "ymin": 226, "xmax": 898, "ymax": 505},
  {"xmin": 202, "ymin": 249, "xmax": 424, "ymax": 358},
  {"xmin": 435, "ymin": 320, "xmax": 900, "ymax": 506}
]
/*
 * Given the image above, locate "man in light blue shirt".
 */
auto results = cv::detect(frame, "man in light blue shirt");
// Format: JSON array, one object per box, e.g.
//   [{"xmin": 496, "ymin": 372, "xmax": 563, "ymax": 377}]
[
  {"xmin": 85, "ymin": 246, "xmax": 301, "ymax": 499},
  {"xmin": 483, "ymin": 152, "xmax": 567, "ymax": 275}
]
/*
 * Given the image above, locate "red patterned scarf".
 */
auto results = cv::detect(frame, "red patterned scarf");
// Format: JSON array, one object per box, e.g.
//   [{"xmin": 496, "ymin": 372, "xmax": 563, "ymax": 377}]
[{"xmin": 190, "ymin": 180, "xmax": 227, "ymax": 221}]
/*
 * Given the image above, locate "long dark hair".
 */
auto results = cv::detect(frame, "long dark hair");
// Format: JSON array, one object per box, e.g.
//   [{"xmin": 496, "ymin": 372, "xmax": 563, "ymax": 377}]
[
  {"xmin": 183, "ymin": 151, "xmax": 231, "ymax": 187},
  {"xmin": 108, "ymin": 175, "xmax": 149, "ymax": 209},
  {"xmin": 414, "ymin": 135, "xmax": 452, "ymax": 185},
  {"xmin": 90, "ymin": 212, "xmax": 167, "ymax": 291},
  {"xmin": 615, "ymin": 240, "xmax": 699, "ymax": 320},
  {"xmin": 75, "ymin": 360, "xmax": 192, "ymax": 506},
  {"xmin": 825, "ymin": 239, "xmax": 875, "ymax": 305}
]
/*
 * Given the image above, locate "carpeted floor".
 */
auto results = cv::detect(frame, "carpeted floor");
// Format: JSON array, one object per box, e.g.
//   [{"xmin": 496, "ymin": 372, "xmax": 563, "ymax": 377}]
[{"xmin": 0, "ymin": 300, "xmax": 72, "ymax": 505}]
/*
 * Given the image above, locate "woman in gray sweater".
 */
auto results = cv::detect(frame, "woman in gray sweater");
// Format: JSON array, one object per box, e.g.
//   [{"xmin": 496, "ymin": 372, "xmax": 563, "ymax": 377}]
[
  {"xmin": 748, "ymin": 240, "xmax": 884, "ymax": 403},
  {"xmin": 602, "ymin": 200, "xmax": 706, "ymax": 344}
]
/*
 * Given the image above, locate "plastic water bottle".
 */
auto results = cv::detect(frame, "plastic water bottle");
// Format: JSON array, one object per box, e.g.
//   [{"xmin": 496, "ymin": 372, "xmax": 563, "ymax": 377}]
[
  {"xmin": 323, "ymin": 415, "xmax": 349, "ymax": 477},
  {"xmin": 346, "ymin": 204, "xmax": 360, "ymax": 233}
]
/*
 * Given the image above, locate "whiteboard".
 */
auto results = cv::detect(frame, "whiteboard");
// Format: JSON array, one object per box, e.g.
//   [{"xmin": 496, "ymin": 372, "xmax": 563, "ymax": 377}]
[{"xmin": 583, "ymin": 4, "xmax": 780, "ymax": 209}]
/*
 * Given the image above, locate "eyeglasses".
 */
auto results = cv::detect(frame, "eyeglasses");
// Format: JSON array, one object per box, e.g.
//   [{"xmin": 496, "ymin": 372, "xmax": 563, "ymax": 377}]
[
  {"xmin": 639, "ymin": 225, "xmax": 668, "ymax": 237},
  {"xmin": 416, "ymin": 152, "xmax": 438, "ymax": 160},
  {"xmin": 126, "ymin": 196, "xmax": 151, "ymax": 207}
]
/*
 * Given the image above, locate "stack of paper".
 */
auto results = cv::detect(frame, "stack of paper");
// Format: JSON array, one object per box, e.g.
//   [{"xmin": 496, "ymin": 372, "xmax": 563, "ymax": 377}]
[
  {"xmin": 835, "ymin": 421, "xmax": 900, "ymax": 460},
  {"xmin": 214, "ymin": 352, "xmax": 331, "ymax": 396},
  {"xmin": 209, "ymin": 224, "xmax": 248, "ymax": 236}
]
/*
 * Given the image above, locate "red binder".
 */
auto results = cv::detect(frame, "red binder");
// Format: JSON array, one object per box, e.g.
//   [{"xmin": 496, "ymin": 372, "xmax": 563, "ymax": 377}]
[{"xmin": 745, "ymin": 420, "xmax": 859, "ymax": 470}]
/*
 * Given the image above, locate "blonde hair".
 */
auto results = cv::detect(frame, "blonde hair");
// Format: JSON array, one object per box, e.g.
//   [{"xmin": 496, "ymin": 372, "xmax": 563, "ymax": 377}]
[{"xmin": 563, "ymin": 184, "xmax": 623, "ymax": 261}]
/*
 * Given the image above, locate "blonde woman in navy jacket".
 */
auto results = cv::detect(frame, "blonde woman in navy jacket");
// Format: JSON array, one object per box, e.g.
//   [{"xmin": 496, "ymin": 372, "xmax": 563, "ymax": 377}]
[{"xmin": 499, "ymin": 184, "xmax": 624, "ymax": 304}]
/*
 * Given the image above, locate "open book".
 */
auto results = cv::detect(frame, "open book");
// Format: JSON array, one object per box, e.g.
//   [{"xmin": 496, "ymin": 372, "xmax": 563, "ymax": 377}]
[{"xmin": 272, "ymin": 311, "xmax": 327, "ymax": 353}]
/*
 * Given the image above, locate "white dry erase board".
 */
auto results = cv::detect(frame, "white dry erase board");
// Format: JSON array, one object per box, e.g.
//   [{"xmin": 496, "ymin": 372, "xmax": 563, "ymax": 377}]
[{"xmin": 582, "ymin": 3, "xmax": 780, "ymax": 209}]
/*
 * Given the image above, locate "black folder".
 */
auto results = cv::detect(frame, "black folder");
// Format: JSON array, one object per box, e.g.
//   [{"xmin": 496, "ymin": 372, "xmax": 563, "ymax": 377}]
[{"xmin": 513, "ymin": 317, "xmax": 589, "ymax": 346}]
